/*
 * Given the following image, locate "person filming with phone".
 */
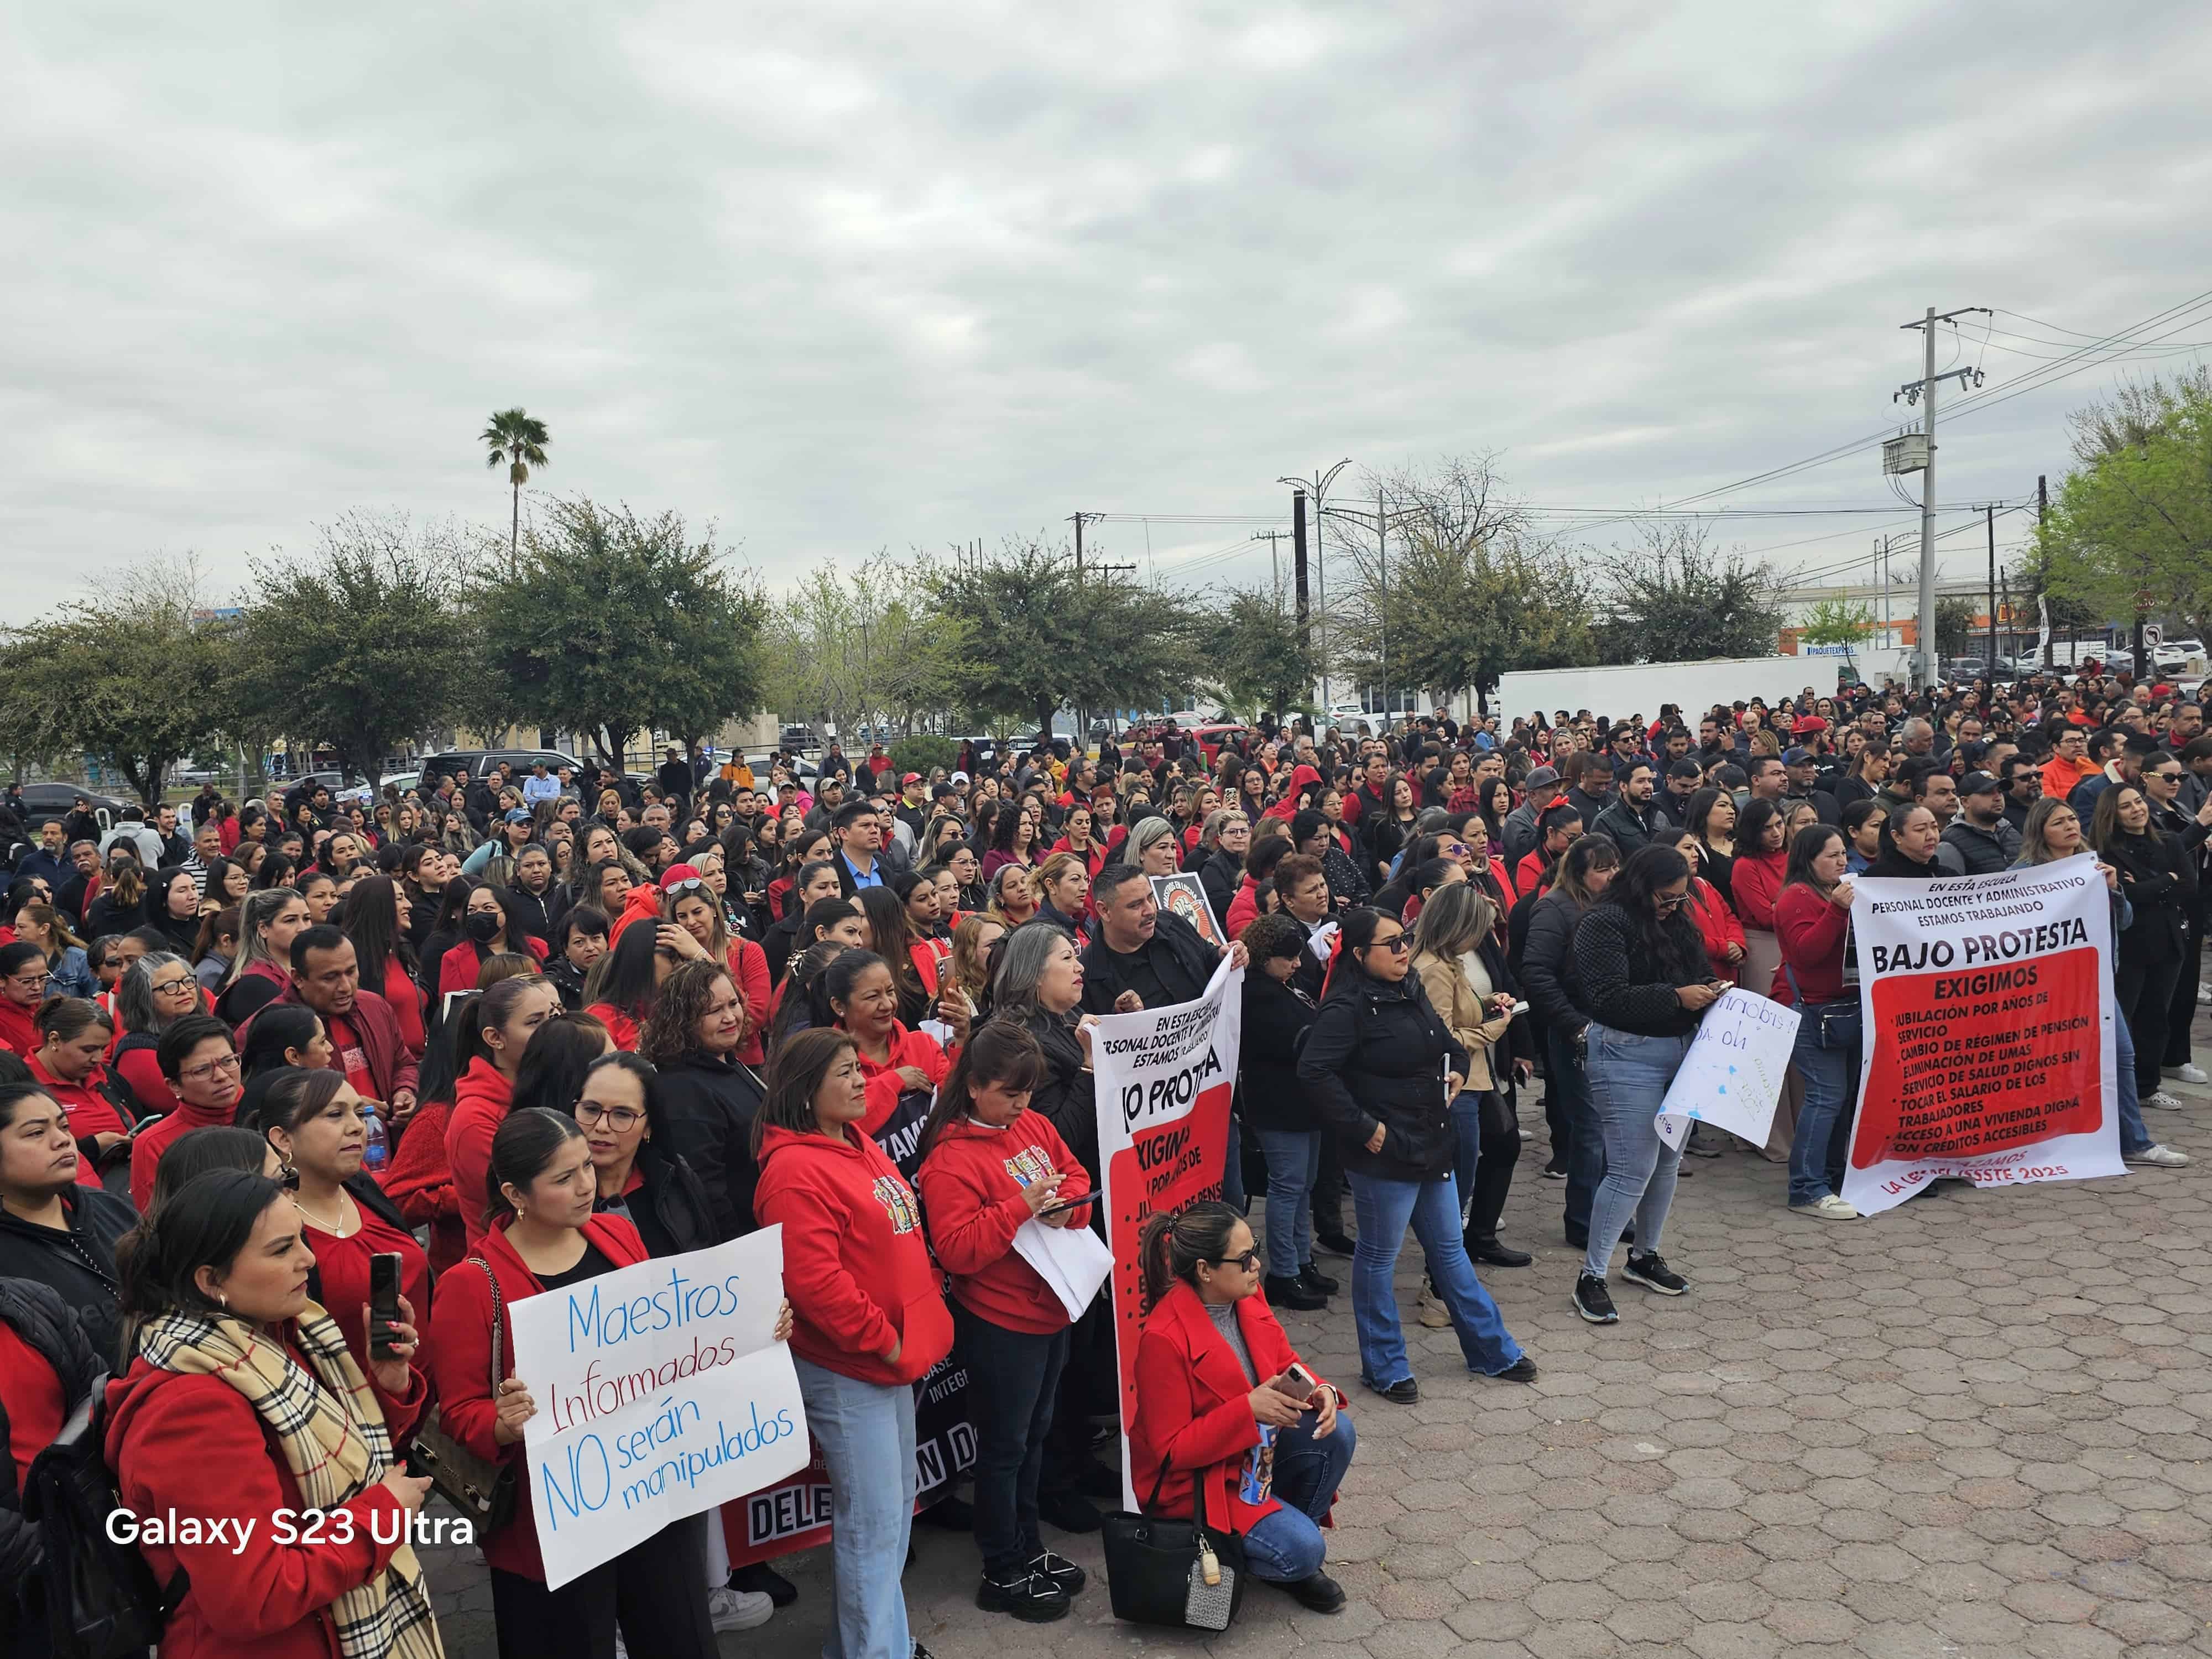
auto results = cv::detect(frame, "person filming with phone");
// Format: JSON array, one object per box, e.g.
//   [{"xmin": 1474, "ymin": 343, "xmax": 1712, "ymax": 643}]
[{"xmin": 1127, "ymin": 1201, "xmax": 1354, "ymax": 1615}]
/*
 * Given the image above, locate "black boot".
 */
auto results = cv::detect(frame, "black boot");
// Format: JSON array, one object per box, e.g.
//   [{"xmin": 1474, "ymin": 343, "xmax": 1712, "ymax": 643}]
[
  {"xmin": 1263, "ymin": 1272, "xmax": 1328, "ymax": 1311},
  {"xmin": 1297, "ymin": 1261, "xmax": 1338, "ymax": 1296},
  {"xmin": 1465, "ymin": 1234, "xmax": 1532, "ymax": 1268}
]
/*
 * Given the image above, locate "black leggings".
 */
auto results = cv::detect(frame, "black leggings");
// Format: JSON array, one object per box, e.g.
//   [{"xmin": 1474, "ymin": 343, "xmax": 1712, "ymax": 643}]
[
  {"xmin": 1465, "ymin": 1088, "xmax": 1522, "ymax": 1244},
  {"xmin": 2115, "ymin": 952, "xmax": 2182, "ymax": 1097},
  {"xmin": 489, "ymin": 1514, "xmax": 716, "ymax": 1659}
]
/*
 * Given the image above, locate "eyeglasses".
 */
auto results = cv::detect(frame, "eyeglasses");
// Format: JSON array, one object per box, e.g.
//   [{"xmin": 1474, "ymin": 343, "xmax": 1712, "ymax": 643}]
[
  {"xmin": 179, "ymin": 1052, "xmax": 242, "ymax": 1083},
  {"xmin": 1653, "ymin": 890, "xmax": 1689, "ymax": 912},
  {"xmin": 1364, "ymin": 933, "xmax": 1412, "ymax": 954},
  {"xmin": 150, "ymin": 977, "xmax": 197, "ymax": 997},
  {"xmin": 2148, "ymin": 770, "xmax": 2183, "ymax": 782},
  {"xmin": 576, "ymin": 1102, "xmax": 646, "ymax": 1130},
  {"xmin": 1203, "ymin": 1250, "xmax": 1263, "ymax": 1274}
]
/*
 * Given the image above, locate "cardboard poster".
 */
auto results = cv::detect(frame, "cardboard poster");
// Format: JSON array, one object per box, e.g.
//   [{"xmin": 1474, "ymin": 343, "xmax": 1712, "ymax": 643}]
[{"xmin": 1653, "ymin": 988, "xmax": 1801, "ymax": 1151}]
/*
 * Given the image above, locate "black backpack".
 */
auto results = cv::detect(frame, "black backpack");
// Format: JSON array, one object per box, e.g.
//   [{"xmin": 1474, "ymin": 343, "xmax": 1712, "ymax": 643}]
[{"xmin": 21, "ymin": 1391, "xmax": 187, "ymax": 1659}]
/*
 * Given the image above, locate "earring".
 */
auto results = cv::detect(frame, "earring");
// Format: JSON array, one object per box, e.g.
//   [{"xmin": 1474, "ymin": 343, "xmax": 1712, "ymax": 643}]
[{"xmin": 217, "ymin": 1293, "xmax": 229, "ymax": 1310}]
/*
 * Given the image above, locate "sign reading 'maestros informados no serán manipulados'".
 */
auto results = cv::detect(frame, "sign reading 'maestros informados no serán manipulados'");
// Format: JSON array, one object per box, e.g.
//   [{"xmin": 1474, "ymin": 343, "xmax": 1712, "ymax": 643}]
[{"xmin": 1844, "ymin": 853, "xmax": 2121, "ymax": 1217}]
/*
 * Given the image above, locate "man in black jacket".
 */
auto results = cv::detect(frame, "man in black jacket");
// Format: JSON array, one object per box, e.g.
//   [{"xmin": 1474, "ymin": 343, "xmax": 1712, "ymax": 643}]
[
  {"xmin": 1592, "ymin": 763, "xmax": 1664, "ymax": 856},
  {"xmin": 1078, "ymin": 865, "xmax": 1226, "ymax": 1015}
]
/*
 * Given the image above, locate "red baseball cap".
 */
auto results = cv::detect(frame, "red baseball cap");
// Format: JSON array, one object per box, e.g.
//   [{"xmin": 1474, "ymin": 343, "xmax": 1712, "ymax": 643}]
[
  {"xmin": 659, "ymin": 863, "xmax": 706, "ymax": 891},
  {"xmin": 1791, "ymin": 716, "xmax": 1828, "ymax": 735},
  {"xmin": 901, "ymin": 772, "xmax": 922, "ymax": 786}
]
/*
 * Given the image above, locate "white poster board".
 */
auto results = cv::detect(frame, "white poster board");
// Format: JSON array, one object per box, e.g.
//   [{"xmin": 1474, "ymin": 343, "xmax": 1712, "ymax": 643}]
[
  {"xmin": 1653, "ymin": 989, "xmax": 1801, "ymax": 1152},
  {"xmin": 513, "ymin": 1227, "xmax": 808, "ymax": 1588}
]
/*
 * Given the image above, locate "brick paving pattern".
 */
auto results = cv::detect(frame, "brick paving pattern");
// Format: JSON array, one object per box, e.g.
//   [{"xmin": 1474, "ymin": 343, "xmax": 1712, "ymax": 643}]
[{"xmin": 421, "ymin": 1011, "xmax": 2212, "ymax": 1657}]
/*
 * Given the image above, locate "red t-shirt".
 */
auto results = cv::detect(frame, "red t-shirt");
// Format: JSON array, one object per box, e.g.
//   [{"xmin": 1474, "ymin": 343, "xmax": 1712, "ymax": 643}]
[
  {"xmin": 28, "ymin": 1053, "xmax": 127, "ymax": 1187},
  {"xmin": 324, "ymin": 1010, "xmax": 378, "ymax": 1102},
  {"xmin": 0, "ymin": 1322, "xmax": 66, "ymax": 1485},
  {"xmin": 302, "ymin": 1201, "xmax": 433, "ymax": 1376}
]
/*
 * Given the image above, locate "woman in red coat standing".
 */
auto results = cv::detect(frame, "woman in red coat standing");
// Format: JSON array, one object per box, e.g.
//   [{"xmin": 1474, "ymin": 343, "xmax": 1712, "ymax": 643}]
[
  {"xmin": 752, "ymin": 1029, "xmax": 953, "ymax": 1659},
  {"xmin": 428, "ymin": 1108, "xmax": 736, "ymax": 1659},
  {"xmin": 103, "ymin": 1167, "xmax": 441, "ymax": 1659},
  {"xmin": 444, "ymin": 975, "xmax": 563, "ymax": 1254},
  {"xmin": 1129, "ymin": 1201, "xmax": 1354, "ymax": 1615}
]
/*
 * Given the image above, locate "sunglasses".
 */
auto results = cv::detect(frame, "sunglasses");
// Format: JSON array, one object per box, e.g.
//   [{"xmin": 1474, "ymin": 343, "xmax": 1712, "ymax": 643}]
[
  {"xmin": 1364, "ymin": 934, "xmax": 1412, "ymax": 954},
  {"xmin": 1204, "ymin": 1250, "xmax": 1263, "ymax": 1274}
]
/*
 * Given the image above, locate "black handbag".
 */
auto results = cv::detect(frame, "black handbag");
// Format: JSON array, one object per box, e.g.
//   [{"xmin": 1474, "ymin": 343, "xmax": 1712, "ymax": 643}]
[
  {"xmin": 409, "ymin": 1259, "xmax": 518, "ymax": 1529},
  {"xmin": 1101, "ymin": 1454, "xmax": 1249, "ymax": 1631}
]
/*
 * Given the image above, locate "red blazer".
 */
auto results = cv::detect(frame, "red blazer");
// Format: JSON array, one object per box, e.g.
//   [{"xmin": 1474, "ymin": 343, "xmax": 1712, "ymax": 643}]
[
  {"xmin": 1684, "ymin": 878, "xmax": 1747, "ymax": 988},
  {"xmin": 103, "ymin": 1333, "xmax": 429, "ymax": 1659},
  {"xmin": 1130, "ymin": 1281, "xmax": 1338, "ymax": 1534},
  {"xmin": 426, "ymin": 1213, "xmax": 649, "ymax": 1581}
]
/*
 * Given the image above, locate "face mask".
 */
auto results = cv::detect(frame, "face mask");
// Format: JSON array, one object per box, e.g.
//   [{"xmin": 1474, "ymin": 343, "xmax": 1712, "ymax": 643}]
[{"xmin": 466, "ymin": 912, "xmax": 503, "ymax": 945}]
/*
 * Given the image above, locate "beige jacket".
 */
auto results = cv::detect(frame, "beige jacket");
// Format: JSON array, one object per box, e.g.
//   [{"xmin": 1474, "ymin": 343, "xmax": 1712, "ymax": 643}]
[{"xmin": 1413, "ymin": 950, "xmax": 1512, "ymax": 1093}]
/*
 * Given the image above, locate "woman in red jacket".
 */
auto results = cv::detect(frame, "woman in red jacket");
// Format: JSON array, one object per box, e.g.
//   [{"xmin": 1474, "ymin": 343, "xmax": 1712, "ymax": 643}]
[
  {"xmin": 1774, "ymin": 825, "xmax": 1863, "ymax": 1220},
  {"xmin": 104, "ymin": 1166, "xmax": 440, "ymax": 1659},
  {"xmin": 1725, "ymin": 798, "xmax": 1790, "ymax": 998},
  {"xmin": 444, "ymin": 975, "xmax": 563, "ymax": 1254},
  {"xmin": 1128, "ymin": 1201, "xmax": 1352, "ymax": 1614},
  {"xmin": 427, "ymin": 1108, "xmax": 724, "ymax": 1659},
  {"xmin": 915, "ymin": 1025, "xmax": 1092, "ymax": 1623},
  {"xmin": 815, "ymin": 950, "xmax": 954, "ymax": 1136},
  {"xmin": 27, "ymin": 994, "xmax": 136, "ymax": 1186},
  {"xmin": 1669, "ymin": 830, "xmax": 1746, "ymax": 986},
  {"xmin": 436, "ymin": 883, "xmax": 549, "ymax": 999},
  {"xmin": 752, "ymin": 1028, "xmax": 953, "ymax": 1659}
]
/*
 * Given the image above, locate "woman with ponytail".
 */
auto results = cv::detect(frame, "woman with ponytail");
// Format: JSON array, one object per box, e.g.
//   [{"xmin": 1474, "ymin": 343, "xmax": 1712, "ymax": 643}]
[
  {"xmin": 1126, "ymin": 1200, "xmax": 1352, "ymax": 1614},
  {"xmin": 443, "ymin": 974, "xmax": 564, "ymax": 1253},
  {"xmin": 103, "ymin": 1167, "xmax": 441, "ymax": 1659}
]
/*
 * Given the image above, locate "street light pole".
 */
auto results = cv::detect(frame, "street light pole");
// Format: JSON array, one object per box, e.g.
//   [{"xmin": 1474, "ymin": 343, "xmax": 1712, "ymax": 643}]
[{"xmin": 1279, "ymin": 461, "xmax": 1351, "ymax": 714}]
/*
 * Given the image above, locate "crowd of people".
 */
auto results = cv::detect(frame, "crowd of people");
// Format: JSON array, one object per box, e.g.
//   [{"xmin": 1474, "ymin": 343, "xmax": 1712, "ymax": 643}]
[{"xmin": 0, "ymin": 657, "xmax": 2205, "ymax": 1657}]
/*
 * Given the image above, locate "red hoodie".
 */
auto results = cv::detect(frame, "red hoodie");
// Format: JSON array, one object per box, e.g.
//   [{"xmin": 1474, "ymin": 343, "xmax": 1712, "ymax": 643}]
[
  {"xmin": 427, "ymin": 1213, "xmax": 649, "ymax": 1580},
  {"xmin": 446, "ymin": 1057, "xmax": 513, "ymax": 1253},
  {"xmin": 102, "ymin": 1324, "xmax": 430, "ymax": 1659},
  {"xmin": 752, "ymin": 1122, "xmax": 952, "ymax": 1387},
  {"xmin": 1262, "ymin": 764, "xmax": 1326, "ymax": 822},
  {"xmin": 852, "ymin": 1021, "xmax": 953, "ymax": 1136},
  {"xmin": 384, "ymin": 1097, "xmax": 466, "ymax": 1277},
  {"xmin": 916, "ymin": 1110, "xmax": 1092, "ymax": 1334}
]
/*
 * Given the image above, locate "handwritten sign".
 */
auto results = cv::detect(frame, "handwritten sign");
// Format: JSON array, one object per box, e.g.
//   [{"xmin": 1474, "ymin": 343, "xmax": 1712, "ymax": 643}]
[
  {"xmin": 513, "ymin": 1227, "xmax": 808, "ymax": 1588},
  {"xmin": 1654, "ymin": 989, "xmax": 1799, "ymax": 1152}
]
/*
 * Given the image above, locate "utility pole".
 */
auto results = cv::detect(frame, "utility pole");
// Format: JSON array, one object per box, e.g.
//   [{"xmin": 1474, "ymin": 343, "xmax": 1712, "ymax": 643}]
[
  {"xmin": 1069, "ymin": 512, "xmax": 1090, "ymax": 578},
  {"xmin": 1377, "ymin": 483, "xmax": 1390, "ymax": 733},
  {"xmin": 2037, "ymin": 474, "xmax": 2053, "ymax": 670},
  {"xmin": 1986, "ymin": 504, "xmax": 1998, "ymax": 675},
  {"xmin": 1279, "ymin": 461, "xmax": 1352, "ymax": 713},
  {"xmin": 1253, "ymin": 529, "xmax": 1292, "ymax": 604},
  {"xmin": 1291, "ymin": 492, "xmax": 1310, "ymax": 645},
  {"xmin": 1895, "ymin": 305, "xmax": 1989, "ymax": 687}
]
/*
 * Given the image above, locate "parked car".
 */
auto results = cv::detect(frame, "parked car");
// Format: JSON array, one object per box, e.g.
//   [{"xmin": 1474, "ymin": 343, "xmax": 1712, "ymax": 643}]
[
  {"xmin": 420, "ymin": 748, "xmax": 586, "ymax": 785},
  {"xmin": 14, "ymin": 782, "xmax": 130, "ymax": 828},
  {"xmin": 338, "ymin": 771, "xmax": 422, "ymax": 806}
]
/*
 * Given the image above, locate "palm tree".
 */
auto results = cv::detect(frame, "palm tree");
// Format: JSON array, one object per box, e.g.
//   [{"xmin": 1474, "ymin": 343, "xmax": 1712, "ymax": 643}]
[{"xmin": 482, "ymin": 409, "xmax": 550, "ymax": 573}]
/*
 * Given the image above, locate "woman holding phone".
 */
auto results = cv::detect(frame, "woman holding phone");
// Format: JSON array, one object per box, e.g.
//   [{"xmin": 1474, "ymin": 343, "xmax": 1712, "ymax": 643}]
[
  {"xmin": 915, "ymin": 1025, "xmax": 1093, "ymax": 1624},
  {"xmin": 1128, "ymin": 1201, "xmax": 1353, "ymax": 1614}
]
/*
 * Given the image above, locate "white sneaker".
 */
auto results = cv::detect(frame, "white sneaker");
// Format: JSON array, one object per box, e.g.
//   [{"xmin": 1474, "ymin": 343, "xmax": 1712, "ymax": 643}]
[
  {"xmin": 2200, "ymin": 982, "xmax": 2211, "ymax": 1004},
  {"xmin": 613, "ymin": 1635, "xmax": 627, "ymax": 1659},
  {"xmin": 2145, "ymin": 1091, "xmax": 2187, "ymax": 1111},
  {"xmin": 2162, "ymin": 1063, "xmax": 2210, "ymax": 1086},
  {"xmin": 2125, "ymin": 1144, "xmax": 2192, "ymax": 1168},
  {"xmin": 1794, "ymin": 1194, "xmax": 1860, "ymax": 1220},
  {"xmin": 1415, "ymin": 1276, "xmax": 1453, "ymax": 1329},
  {"xmin": 707, "ymin": 1587, "xmax": 776, "ymax": 1632}
]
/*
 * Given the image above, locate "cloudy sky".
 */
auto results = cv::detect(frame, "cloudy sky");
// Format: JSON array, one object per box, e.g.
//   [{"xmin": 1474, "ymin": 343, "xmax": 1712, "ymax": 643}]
[{"xmin": 6, "ymin": 1, "xmax": 2209, "ymax": 618}]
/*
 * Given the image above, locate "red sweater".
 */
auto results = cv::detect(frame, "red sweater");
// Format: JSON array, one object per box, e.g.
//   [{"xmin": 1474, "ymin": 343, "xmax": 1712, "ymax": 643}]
[
  {"xmin": 446, "ymin": 1058, "xmax": 514, "ymax": 1253},
  {"xmin": 752, "ymin": 1122, "xmax": 952, "ymax": 1387},
  {"xmin": 131, "ymin": 1098, "xmax": 238, "ymax": 1212},
  {"xmin": 1224, "ymin": 875, "xmax": 1262, "ymax": 936},
  {"xmin": 384, "ymin": 1099, "xmax": 466, "ymax": 1277},
  {"xmin": 427, "ymin": 1214, "xmax": 648, "ymax": 1581},
  {"xmin": 916, "ymin": 1112, "xmax": 1091, "ymax": 1334},
  {"xmin": 379, "ymin": 956, "xmax": 426, "ymax": 1060},
  {"xmin": 852, "ymin": 1021, "xmax": 952, "ymax": 1137},
  {"xmin": 583, "ymin": 1002, "xmax": 641, "ymax": 1053},
  {"xmin": 1772, "ymin": 882, "xmax": 1852, "ymax": 1006},
  {"xmin": 438, "ymin": 933, "xmax": 548, "ymax": 997},
  {"xmin": 103, "ymin": 1335, "xmax": 429, "ymax": 1659},
  {"xmin": 301, "ymin": 1202, "xmax": 432, "ymax": 1377},
  {"xmin": 728, "ymin": 937, "xmax": 771, "ymax": 1065},
  {"xmin": 0, "ymin": 998, "xmax": 34, "ymax": 1058},
  {"xmin": 1729, "ymin": 849, "xmax": 1788, "ymax": 933}
]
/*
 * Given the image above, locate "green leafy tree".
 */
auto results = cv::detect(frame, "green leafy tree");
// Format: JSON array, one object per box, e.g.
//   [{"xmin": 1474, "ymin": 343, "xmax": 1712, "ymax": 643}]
[
  {"xmin": 1933, "ymin": 596, "xmax": 1980, "ymax": 660},
  {"xmin": 2037, "ymin": 368, "xmax": 2212, "ymax": 650},
  {"xmin": 4, "ymin": 556, "xmax": 232, "ymax": 804},
  {"xmin": 1595, "ymin": 521, "xmax": 1784, "ymax": 664},
  {"xmin": 926, "ymin": 539, "xmax": 1199, "ymax": 735},
  {"xmin": 1201, "ymin": 583, "xmax": 1319, "ymax": 717},
  {"xmin": 234, "ymin": 512, "xmax": 470, "ymax": 789},
  {"xmin": 482, "ymin": 408, "xmax": 550, "ymax": 572},
  {"xmin": 1796, "ymin": 599, "xmax": 1876, "ymax": 649},
  {"xmin": 472, "ymin": 498, "xmax": 766, "ymax": 765},
  {"xmin": 762, "ymin": 551, "xmax": 975, "ymax": 739}
]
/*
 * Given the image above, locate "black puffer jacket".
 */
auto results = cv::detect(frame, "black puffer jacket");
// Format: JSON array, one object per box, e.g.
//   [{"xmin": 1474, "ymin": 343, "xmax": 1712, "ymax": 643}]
[
  {"xmin": 1520, "ymin": 889, "xmax": 1593, "ymax": 1032},
  {"xmin": 1296, "ymin": 964, "xmax": 1469, "ymax": 1182},
  {"xmin": 649, "ymin": 1052, "xmax": 766, "ymax": 1240},
  {"xmin": 0, "ymin": 1279, "xmax": 104, "ymax": 1635},
  {"xmin": 0, "ymin": 1184, "xmax": 134, "ymax": 1370},
  {"xmin": 995, "ymin": 1008, "xmax": 1098, "ymax": 1178},
  {"xmin": 1198, "ymin": 849, "xmax": 1245, "ymax": 925},
  {"xmin": 600, "ymin": 1143, "xmax": 724, "ymax": 1259}
]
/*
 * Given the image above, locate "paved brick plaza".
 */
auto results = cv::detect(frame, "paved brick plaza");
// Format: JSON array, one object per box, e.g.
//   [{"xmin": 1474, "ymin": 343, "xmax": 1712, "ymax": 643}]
[{"xmin": 423, "ymin": 1012, "xmax": 2212, "ymax": 1658}]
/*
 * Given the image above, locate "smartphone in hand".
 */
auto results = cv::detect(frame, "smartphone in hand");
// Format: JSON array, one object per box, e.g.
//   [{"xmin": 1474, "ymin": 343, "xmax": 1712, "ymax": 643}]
[{"xmin": 368, "ymin": 1253, "xmax": 404, "ymax": 1358}]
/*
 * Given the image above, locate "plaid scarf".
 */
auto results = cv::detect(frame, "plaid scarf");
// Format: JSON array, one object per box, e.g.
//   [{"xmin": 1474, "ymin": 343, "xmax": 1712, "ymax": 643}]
[{"xmin": 138, "ymin": 1302, "xmax": 444, "ymax": 1659}]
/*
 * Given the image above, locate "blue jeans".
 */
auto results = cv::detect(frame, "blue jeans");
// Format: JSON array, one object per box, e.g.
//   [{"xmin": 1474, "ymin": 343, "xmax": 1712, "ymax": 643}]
[
  {"xmin": 952, "ymin": 1303, "xmax": 1068, "ymax": 1579},
  {"xmin": 1787, "ymin": 1010, "xmax": 1861, "ymax": 1206},
  {"xmin": 1448, "ymin": 1093, "xmax": 1483, "ymax": 1215},
  {"xmin": 2115, "ymin": 1009, "xmax": 2150, "ymax": 1154},
  {"xmin": 1239, "ymin": 1413, "xmax": 1359, "ymax": 1584},
  {"xmin": 795, "ymin": 1357, "xmax": 916, "ymax": 1659},
  {"xmin": 1583, "ymin": 1025, "xmax": 1693, "ymax": 1280},
  {"xmin": 1222, "ymin": 1113, "xmax": 1247, "ymax": 1211},
  {"xmin": 1546, "ymin": 1024, "xmax": 1606, "ymax": 1242},
  {"xmin": 1347, "ymin": 1172, "xmax": 1524, "ymax": 1386},
  {"xmin": 1253, "ymin": 1128, "xmax": 1321, "ymax": 1279}
]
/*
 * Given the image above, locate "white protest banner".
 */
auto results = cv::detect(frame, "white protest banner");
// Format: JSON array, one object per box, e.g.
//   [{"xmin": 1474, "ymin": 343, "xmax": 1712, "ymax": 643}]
[
  {"xmin": 514, "ymin": 1226, "xmax": 808, "ymax": 1589},
  {"xmin": 1095, "ymin": 955, "xmax": 1243, "ymax": 1511},
  {"xmin": 1843, "ymin": 854, "xmax": 2121, "ymax": 1217},
  {"xmin": 1653, "ymin": 988, "xmax": 1801, "ymax": 1152}
]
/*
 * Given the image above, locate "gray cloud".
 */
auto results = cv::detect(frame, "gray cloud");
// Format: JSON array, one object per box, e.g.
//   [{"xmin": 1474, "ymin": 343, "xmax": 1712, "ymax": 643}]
[{"xmin": 4, "ymin": 0, "xmax": 2208, "ymax": 612}]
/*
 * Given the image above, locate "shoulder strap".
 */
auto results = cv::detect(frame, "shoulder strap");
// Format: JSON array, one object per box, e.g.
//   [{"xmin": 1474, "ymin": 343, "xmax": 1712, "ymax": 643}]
[
  {"xmin": 472, "ymin": 1258, "xmax": 505, "ymax": 1391},
  {"xmin": 1144, "ymin": 1451, "xmax": 1176, "ymax": 1515}
]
